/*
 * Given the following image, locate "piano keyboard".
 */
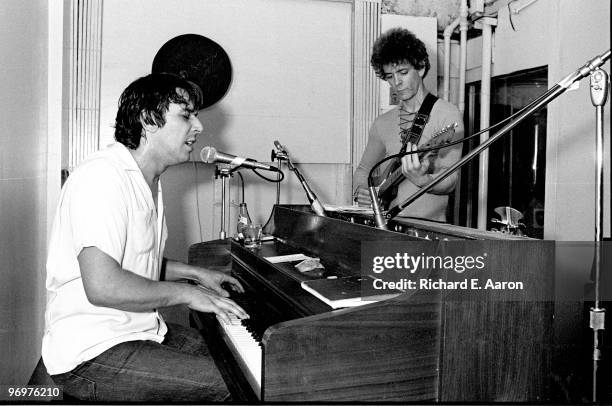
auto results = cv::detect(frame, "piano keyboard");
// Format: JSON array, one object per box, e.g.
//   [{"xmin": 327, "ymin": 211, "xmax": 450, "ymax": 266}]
[{"xmin": 217, "ymin": 313, "xmax": 262, "ymax": 394}]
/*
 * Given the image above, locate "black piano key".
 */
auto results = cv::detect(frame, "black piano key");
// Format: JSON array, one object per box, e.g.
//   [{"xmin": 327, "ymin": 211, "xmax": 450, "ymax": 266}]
[{"xmin": 225, "ymin": 288, "xmax": 278, "ymax": 345}]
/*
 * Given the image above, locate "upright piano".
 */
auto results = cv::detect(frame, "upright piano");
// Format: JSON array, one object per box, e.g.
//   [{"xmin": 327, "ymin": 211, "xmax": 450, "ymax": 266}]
[{"xmin": 189, "ymin": 204, "xmax": 553, "ymax": 402}]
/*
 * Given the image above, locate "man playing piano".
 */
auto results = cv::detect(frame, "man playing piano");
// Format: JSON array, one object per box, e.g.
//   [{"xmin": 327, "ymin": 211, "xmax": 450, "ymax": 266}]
[
  {"xmin": 353, "ymin": 28, "xmax": 464, "ymax": 222},
  {"xmin": 42, "ymin": 73, "xmax": 248, "ymax": 402}
]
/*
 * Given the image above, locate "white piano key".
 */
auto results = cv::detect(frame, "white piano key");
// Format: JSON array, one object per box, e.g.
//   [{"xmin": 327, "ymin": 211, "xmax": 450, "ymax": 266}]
[{"xmin": 217, "ymin": 314, "xmax": 263, "ymax": 390}]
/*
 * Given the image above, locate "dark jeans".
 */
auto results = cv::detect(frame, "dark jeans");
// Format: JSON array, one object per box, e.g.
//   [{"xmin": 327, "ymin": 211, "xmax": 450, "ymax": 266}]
[{"xmin": 51, "ymin": 322, "xmax": 229, "ymax": 402}]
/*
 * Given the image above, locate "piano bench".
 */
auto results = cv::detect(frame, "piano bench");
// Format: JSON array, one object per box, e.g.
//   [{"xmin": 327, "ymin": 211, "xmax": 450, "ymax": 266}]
[{"xmin": 28, "ymin": 358, "xmax": 78, "ymax": 402}]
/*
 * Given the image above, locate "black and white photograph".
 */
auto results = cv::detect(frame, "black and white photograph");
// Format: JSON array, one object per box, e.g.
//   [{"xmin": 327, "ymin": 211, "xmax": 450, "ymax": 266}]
[{"xmin": 0, "ymin": 0, "xmax": 610, "ymax": 404}]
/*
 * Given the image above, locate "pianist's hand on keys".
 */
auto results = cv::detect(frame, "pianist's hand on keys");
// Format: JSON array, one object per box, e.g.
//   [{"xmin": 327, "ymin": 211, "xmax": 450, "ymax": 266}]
[{"xmin": 176, "ymin": 264, "xmax": 250, "ymax": 323}]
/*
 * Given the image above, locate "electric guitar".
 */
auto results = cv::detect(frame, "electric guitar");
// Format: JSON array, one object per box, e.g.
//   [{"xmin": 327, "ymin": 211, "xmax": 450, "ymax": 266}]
[{"xmin": 374, "ymin": 122, "xmax": 458, "ymax": 210}]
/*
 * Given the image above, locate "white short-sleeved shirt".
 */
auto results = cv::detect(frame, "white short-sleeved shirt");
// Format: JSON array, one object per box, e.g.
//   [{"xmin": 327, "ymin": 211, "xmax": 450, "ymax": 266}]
[{"xmin": 42, "ymin": 143, "xmax": 169, "ymax": 375}]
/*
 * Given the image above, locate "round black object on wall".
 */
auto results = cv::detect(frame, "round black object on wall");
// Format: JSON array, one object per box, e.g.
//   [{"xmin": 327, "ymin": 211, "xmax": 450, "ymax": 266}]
[{"xmin": 152, "ymin": 34, "xmax": 232, "ymax": 109}]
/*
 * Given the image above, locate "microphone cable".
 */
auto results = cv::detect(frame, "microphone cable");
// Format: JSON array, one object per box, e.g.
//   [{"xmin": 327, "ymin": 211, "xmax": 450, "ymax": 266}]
[
  {"xmin": 251, "ymin": 167, "xmax": 285, "ymax": 183},
  {"xmin": 236, "ymin": 171, "xmax": 245, "ymax": 203}
]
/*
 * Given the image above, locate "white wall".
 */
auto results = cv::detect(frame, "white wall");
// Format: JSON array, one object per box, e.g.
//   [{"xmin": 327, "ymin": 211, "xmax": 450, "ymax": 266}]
[
  {"xmin": 99, "ymin": 0, "xmax": 354, "ymax": 258},
  {"xmin": 0, "ymin": 0, "xmax": 51, "ymax": 385},
  {"xmin": 99, "ymin": 0, "xmax": 352, "ymax": 163},
  {"xmin": 464, "ymin": 0, "xmax": 610, "ymax": 241}
]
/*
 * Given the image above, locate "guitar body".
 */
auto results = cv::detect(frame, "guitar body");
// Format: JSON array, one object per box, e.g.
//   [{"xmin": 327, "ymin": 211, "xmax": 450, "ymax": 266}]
[
  {"xmin": 373, "ymin": 158, "xmax": 402, "ymax": 210},
  {"xmin": 375, "ymin": 123, "xmax": 457, "ymax": 210}
]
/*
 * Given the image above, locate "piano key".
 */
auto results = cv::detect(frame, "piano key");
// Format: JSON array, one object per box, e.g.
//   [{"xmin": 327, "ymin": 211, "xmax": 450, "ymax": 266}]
[{"xmin": 217, "ymin": 313, "xmax": 262, "ymax": 392}]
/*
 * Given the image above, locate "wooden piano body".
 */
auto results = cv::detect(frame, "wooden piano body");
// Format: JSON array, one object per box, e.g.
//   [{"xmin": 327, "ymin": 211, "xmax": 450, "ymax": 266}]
[{"xmin": 189, "ymin": 205, "xmax": 553, "ymax": 402}]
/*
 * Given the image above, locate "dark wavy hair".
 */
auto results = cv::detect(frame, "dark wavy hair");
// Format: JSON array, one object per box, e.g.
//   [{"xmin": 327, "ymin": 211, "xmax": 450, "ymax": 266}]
[
  {"xmin": 370, "ymin": 28, "xmax": 430, "ymax": 79},
  {"xmin": 114, "ymin": 73, "xmax": 203, "ymax": 149}
]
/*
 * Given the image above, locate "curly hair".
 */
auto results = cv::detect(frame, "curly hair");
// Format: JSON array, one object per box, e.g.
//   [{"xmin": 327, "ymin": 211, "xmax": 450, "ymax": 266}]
[
  {"xmin": 114, "ymin": 73, "xmax": 204, "ymax": 149},
  {"xmin": 370, "ymin": 27, "xmax": 430, "ymax": 79}
]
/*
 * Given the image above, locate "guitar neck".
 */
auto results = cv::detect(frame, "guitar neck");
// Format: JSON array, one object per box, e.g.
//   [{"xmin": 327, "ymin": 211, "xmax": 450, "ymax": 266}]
[
  {"xmin": 377, "ymin": 166, "xmax": 402, "ymax": 197},
  {"xmin": 378, "ymin": 148, "xmax": 430, "ymax": 194}
]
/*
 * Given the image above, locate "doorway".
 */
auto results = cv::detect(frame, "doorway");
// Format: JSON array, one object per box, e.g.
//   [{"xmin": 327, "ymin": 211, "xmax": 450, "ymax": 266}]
[{"xmin": 456, "ymin": 66, "xmax": 548, "ymax": 238}]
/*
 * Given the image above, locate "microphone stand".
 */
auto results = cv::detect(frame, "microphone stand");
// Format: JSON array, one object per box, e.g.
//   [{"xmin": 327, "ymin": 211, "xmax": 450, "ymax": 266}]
[
  {"xmin": 214, "ymin": 163, "xmax": 249, "ymax": 239},
  {"xmin": 272, "ymin": 144, "xmax": 326, "ymax": 217},
  {"xmin": 588, "ymin": 66, "xmax": 608, "ymax": 403},
  {"xmin": 214, "ymin": 165, "xmax": 234, "ymax": 239},
  {"xmin": 379, "ymin": 49, "xmax": 611, "ymax": 222},
  {"xmin": 275, "ymin": 156, "xmax": 282, "ymax": 206}
]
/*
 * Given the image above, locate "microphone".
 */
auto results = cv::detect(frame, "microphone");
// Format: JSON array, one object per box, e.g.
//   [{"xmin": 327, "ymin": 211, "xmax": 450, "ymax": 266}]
[
  {"xmin": 293, "ymin": 167, "xmax": 326, "ymax": 217},
  {"xmin": 200, "ymin": 146, "xmax": 280, "ymax": 172},
  {"xmin": 369, "ymin": 186, "xmax": 389, "ymax": 230},
  {"xmin": 271, "ymin": 140, "xmax": 288, "ymax": 161},
  {"xmin": 274, "ymin": 140, "xmax": 287, "ymax": 153},
  {"xmin": 273, "ymin": 141, "xmax": 326, "ymax": 217}
]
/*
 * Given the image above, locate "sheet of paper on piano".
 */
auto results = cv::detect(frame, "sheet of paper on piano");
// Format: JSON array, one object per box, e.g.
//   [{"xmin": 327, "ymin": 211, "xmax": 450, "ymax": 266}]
[
  {"xmin": 301, "ymin": 276, "xmax": 402, "ymax": 309},
  {"xmin": 264, "ymin": 253, "xmax": 311, "ymax": 263},
  {"xmin": 323, "ymin": 204, "xmax": 374, "ymax": 215}
]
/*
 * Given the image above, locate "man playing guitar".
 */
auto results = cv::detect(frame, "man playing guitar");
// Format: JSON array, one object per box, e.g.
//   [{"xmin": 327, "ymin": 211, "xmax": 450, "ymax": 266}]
[{"xmin": 353, "ymin": 28, "xmax": 464, "ymax": 222}]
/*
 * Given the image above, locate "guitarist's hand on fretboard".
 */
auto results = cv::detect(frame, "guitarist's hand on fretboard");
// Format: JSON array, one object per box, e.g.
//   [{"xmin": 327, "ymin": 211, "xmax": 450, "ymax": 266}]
[
  {"xmin": 400, "ymin": 142, "xmax": 434, "ymax": 187},
  {"xmin": 374, "ymin": 123, "xmax": 457, "ymax": 210}
]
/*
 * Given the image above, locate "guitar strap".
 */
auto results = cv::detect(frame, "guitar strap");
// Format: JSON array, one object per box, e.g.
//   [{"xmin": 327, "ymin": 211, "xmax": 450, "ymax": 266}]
[{"xmin": 399, "ymin": 93, "xmax": 438, "ymax": 154}]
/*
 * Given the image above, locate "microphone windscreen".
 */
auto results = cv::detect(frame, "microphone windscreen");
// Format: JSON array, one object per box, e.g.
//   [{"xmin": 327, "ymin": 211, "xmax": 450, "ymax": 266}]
[{"xmin": 200, "ymin": 146, "xmax": 217, "ymax": 163}]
